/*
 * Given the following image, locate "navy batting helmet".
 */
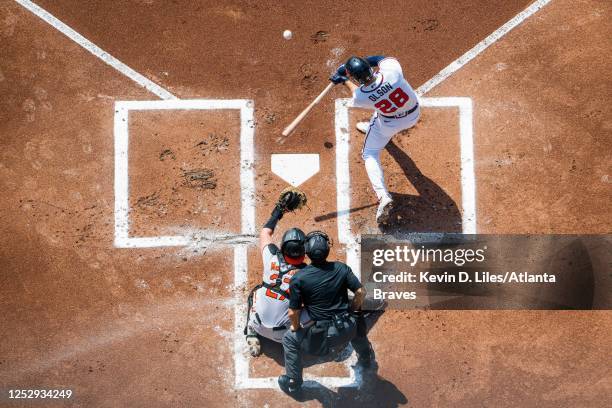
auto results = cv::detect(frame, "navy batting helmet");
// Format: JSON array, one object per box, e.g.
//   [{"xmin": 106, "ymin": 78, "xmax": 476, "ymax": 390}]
[
  {"xmin": 345, "ymin": 56, "xmax": 374, "ymax": 85},
  {"xmin": 280, "ymin": 228, "xmax": 306, "ymax": 258}
]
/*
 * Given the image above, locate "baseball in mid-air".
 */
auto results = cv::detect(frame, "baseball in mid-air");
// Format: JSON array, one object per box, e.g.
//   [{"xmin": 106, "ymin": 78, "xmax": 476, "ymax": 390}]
[{"xmin": 283, "ymin": 30, "xmax": 293, "ymax": 40}]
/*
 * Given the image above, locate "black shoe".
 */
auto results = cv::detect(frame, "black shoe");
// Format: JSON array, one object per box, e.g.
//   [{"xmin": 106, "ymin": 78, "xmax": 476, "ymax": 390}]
[{"xmin": 278, "ymin": 375, "xmax": 302, "ymax": 395}]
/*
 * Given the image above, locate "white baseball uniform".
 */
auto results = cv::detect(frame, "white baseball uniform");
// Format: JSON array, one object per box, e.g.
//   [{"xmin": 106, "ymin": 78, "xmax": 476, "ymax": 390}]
[
  {"xmin": 248, "ymin": 244, "xmax": 311, "ymax": 342},
  {"xmin": 352, "ymin": 57, "xmax": 420, "ymax": 200}
]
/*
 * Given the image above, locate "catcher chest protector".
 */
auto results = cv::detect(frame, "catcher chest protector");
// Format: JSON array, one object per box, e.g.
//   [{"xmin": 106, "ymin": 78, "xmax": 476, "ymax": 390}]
[
  {"xmin": 345, "ymin": 56, "xmax": 374, "ymax": 85},
  {"xmin": 263, "ymin": 245, "xmax": 305, "ymax": 299},
  {"xmin": 244, "ymin": 244, "xmax": 306, "ymax": 335}
]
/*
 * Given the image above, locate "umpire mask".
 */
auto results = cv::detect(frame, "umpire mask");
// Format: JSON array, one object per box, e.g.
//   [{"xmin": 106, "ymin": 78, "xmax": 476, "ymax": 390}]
[
  {"xmin": 280, "ymin": 228, "xmax": 306, "ymax": 259},
  {"xmin": 305, "ymin": 231, "xmax": 331, "ymax": 263}
]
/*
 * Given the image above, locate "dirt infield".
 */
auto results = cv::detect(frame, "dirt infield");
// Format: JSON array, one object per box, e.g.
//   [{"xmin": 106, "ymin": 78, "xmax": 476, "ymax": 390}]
[{"xmin": 1, "ymin": 0, "xmax": 611, "ymax": 407}]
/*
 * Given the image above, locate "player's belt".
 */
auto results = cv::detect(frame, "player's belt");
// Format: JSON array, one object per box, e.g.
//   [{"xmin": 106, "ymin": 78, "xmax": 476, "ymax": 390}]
[{"xmin": 380, "ymin": 103, "xmax": 419, "ymax": 119}]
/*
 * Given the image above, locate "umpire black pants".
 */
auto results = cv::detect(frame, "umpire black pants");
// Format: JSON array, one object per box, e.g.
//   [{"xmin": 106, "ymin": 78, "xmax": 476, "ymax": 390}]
[{"xmin": 282, "ymin": 313, "xmax": 372, "ymax": 382}]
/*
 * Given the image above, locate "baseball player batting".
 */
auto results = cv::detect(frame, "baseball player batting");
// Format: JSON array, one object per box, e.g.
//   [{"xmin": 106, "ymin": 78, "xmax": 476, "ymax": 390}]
[{"xmin": 330, "ymin": 56, "xmax": 421, "ymax": 224}]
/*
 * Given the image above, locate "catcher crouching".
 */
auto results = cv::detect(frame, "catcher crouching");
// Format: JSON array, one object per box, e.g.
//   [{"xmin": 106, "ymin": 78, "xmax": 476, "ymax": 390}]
[{"xmin": 244, "ymin": 188, "xmax": 309, "ymax": 356}]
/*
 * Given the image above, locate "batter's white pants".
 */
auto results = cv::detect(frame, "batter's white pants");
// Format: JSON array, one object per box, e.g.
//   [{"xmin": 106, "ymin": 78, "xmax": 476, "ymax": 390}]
[{"xmin": 362, "ymin": 106, "xmax": 421, "ymax": 200}]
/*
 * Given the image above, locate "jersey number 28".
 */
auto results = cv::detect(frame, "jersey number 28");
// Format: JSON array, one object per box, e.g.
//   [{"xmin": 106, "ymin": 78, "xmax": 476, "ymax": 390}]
[{"xmin": 374, "ymin": 87, "xmax": 410, "ymax": 114}]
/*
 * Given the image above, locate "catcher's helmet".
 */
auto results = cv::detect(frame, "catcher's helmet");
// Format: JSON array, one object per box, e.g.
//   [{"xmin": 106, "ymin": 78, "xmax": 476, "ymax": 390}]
[
  {"xmin": 345, "ymin": 56, "xmax": 374, "ymax": 85},
  {"xmin": 281, "ymin": 228, "xmax": 306, "ymax": 258},
  {"xmin": 305, "ymin": 231, "xmax": 331, "ymax": 263}
]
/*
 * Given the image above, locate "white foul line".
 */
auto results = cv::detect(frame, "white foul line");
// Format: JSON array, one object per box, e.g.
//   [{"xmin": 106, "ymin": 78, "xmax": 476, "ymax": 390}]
[
  {"xmin": 417, "ymin": 0, "xmax": 553, "ymax": 96},
  {"xmin": 14, "ymin": 0, "xmax": 177, "ymax": 100}
]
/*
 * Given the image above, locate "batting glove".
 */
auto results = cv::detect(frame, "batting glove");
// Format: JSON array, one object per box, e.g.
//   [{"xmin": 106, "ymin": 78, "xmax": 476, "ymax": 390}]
[{"xmin": 330, "ymin": 73, "xmax": 348, "ymax": 84}]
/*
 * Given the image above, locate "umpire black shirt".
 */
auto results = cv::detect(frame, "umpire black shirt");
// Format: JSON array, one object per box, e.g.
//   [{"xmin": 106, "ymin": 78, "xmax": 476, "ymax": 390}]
[{"xmin": 288, "ymin": 261, "xmax": 362, "ymax": 321}]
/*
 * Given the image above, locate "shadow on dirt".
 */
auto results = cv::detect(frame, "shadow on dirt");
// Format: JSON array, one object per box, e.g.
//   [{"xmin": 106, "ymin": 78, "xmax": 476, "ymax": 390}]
[
  {"xmin": 381, "ymin": 140, "xmax": 461, "ymax": 234},
  {"xmin": 312, "ymin": 140, "xmax": 461, "ymax": 233},
  {"xmin": 258, "ymin": 310, "xmax": 407, "ymax": 406},
  {"xmin": 296, "ymin": 369, "xmax": 409, "ymax": 408},
  {"xmin": 314, "ymin": 202, "xmax": 377, "ymax": 222}
]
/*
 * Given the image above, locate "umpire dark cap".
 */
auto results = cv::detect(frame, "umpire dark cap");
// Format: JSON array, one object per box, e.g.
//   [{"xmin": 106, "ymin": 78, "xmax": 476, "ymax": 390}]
[{"xmin": 281, "ymin": 228, "xmax": 306, "ymax": 258}]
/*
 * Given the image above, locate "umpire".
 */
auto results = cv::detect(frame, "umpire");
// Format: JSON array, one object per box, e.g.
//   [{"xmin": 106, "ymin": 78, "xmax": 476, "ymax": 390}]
[{"xmin": 278, "ymin": 231, "xmax": 374, "ymax": 394}]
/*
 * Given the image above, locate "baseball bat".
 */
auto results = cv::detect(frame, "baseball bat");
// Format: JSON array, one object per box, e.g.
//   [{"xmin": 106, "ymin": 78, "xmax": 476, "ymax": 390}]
[{"xmin": 282, "ymin": 82, "xmax": 336, "ymax": 137}]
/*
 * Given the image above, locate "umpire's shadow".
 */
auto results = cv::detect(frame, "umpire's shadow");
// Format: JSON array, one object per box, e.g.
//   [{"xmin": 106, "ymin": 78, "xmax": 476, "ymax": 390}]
[
  {"xmin": 258, "ymin": 310, "xmax": 407, "ymax": 406},
  {"xmin": 294, "ymin": 365, "xmax": 408, "ymax": 408},
  {"xmin": 381, "ymin": 140, "xmax": 461, "ymax": 234}
]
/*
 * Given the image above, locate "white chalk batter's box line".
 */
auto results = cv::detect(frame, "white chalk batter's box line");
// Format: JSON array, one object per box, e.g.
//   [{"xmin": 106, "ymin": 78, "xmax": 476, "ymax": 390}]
[
  {"xmin": 336, "ymin": 96, "xmax": 477, "ymax": 279},
  {"xmin": 113, "ymin": 99, "xmax": 256, "ymax": 249},
  {"xmin": 112, "ymin": 97, "xmax": 477, "ymax": 390}
]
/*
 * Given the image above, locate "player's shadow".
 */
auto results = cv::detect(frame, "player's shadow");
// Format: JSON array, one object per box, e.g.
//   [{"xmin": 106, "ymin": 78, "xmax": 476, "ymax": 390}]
[
  {"xmin": 294, "ymin": 366, "xmax": 408, "ymax": 408},
  {"xmin": 258, "ymin": 310, "xmax": 407, "ymax": 407},
  {"xmin": 381, "ymin": 140, "xmax": 462, "ymax": 234}
]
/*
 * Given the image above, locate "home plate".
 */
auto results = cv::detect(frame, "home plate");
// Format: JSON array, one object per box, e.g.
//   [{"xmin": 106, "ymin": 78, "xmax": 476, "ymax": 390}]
[{"xmin": 271, "ymin": 154, "xmax": 320, "ymax": 187}]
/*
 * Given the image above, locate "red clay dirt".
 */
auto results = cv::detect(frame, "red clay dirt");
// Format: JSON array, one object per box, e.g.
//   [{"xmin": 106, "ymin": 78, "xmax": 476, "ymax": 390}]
[
  {"xmin": 1, "ymin": 0, "xmax": 610, "ymax": 407},
  {"xmin": 128, "ymin": 110, "xmax": 243, "ymax": 236}
]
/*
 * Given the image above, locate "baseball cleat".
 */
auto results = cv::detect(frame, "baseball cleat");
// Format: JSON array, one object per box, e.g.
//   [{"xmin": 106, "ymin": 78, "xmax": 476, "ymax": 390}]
[
  {"xmin": 246, "ymin": 334, "xmax": 261, "ymax": 357},
  {"xmin": 356, "ymin": 121, "xmax": 369, "ymax": 134},
  {"xmin": 376, "ymin": 194, "xmax": 394, "ymax": 224}
]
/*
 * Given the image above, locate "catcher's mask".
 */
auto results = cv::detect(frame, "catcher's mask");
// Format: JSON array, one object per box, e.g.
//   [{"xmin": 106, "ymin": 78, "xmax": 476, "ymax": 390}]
[
  {"xmin": 281, "ymin": 228, "xmax": 306, "ymax": 259},
  {"xmin": 345, "ymin": 56, "xmax": 374, "ymax": 85},
  {"xmin": 305, "ymin": 231, "xmax": 331, "ymax": 263}
]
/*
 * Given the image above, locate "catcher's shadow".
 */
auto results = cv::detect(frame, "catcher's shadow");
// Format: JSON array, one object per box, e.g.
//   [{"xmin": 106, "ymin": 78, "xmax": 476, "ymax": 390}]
[{"xmin": 381, "ymin": 140, "xmax": 462, "ymax": 234}]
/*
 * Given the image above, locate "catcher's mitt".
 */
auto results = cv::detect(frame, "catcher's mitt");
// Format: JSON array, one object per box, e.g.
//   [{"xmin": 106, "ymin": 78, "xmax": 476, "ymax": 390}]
[{"xmin": 275, "ymin": 187, "xmax": 307, "ymax": 214}]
